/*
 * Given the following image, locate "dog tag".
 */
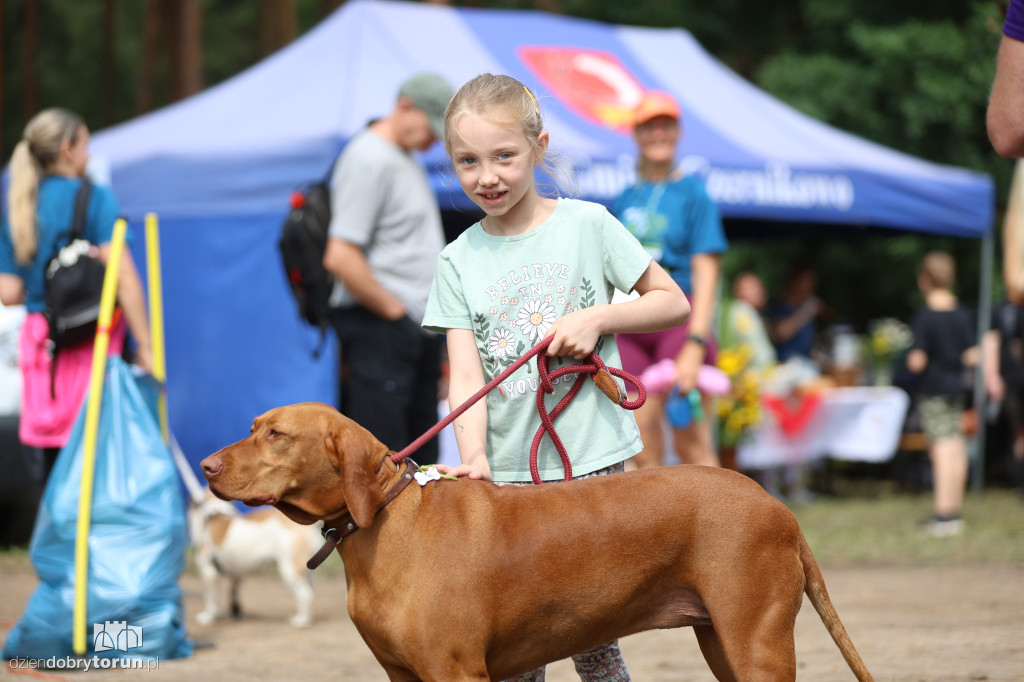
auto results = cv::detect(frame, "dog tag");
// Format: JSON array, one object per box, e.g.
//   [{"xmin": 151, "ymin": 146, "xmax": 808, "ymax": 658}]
[{"xmin": 414, "ymin": 466, "xmax": 442, "ymax": 486}]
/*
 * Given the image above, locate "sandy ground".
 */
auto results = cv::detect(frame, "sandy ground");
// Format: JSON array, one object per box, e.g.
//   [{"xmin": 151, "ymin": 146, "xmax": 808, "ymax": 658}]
[{"xmin": 3, "ymin": 561, "xmax": 1024, "ymax": 681}]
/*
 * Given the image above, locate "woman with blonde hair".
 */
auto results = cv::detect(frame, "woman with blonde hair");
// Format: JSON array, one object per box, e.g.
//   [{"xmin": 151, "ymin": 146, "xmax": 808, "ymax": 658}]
[
  {"xmin": 0, "ymin": 108, "xmax": 151, "ymax": 482},
  {"xmin": 613, "ymin": 91, "xmax": 728, "ymax": 469}
]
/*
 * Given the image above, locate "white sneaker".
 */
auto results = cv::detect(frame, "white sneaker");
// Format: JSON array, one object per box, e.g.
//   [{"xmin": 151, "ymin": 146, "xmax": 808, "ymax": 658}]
[{"xmin": 926, "ymin": 517, "xmax": 964, "ymax": 537}]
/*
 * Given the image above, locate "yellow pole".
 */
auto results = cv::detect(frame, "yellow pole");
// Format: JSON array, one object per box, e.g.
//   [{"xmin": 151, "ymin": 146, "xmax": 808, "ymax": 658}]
[
  {"xmin": 72, "ymin": 218, "xmax": 128, "ymax": 655},
  {"xmin": 145, "ymin": 213, "xmax": 168, "ymax": 443}
]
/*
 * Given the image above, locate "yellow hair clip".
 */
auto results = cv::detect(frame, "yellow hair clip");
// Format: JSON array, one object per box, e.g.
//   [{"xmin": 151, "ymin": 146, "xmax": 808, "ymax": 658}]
[{"xmin": 524, "ymin": 85, "xmax": 539, "ymax": 114}]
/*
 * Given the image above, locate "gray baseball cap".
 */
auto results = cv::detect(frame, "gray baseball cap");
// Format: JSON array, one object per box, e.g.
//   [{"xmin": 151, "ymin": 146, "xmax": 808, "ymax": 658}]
[{"xmin": 399, "ymin": 72, "xmax": 454, "ymax": 140}]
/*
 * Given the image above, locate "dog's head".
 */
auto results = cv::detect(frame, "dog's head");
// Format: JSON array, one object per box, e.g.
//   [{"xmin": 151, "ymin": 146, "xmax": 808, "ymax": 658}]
[{"xmin": 200, "ymin": 402, "xmax": 389, "ymax": 528}]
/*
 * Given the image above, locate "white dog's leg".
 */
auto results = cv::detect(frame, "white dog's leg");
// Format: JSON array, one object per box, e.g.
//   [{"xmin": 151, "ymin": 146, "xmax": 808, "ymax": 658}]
[
  {"xmin": 278, "ymin": 554, "xmax": 314, "ymax": 628},
  {"xmin": 194, "ymin": 548, "xmax": 221, "ymax": 626}
]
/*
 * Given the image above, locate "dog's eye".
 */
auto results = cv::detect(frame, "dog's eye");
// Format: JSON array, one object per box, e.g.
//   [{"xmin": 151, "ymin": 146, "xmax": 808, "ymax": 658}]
[{"xmin": 268, "ymin": 429, "xmax": 284, "ymax": 439}]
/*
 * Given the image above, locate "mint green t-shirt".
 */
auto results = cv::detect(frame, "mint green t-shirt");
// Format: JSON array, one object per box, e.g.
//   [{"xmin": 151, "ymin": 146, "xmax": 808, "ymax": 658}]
[{"xmin": 423, "ymin": 198, "xmax": 650, "ymax": 482}]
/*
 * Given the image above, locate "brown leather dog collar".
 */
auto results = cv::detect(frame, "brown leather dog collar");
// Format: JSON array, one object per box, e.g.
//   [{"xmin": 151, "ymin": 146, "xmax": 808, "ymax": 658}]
[{"xmin": 306, "ymin": 457, "xmax": 417, "ymax": 570}]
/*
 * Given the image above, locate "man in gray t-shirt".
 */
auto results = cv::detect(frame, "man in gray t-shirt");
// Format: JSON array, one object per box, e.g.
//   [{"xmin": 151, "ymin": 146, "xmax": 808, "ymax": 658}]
[{"xmin": 323, "ymin": 72, "xmax": 453, "ymax": 463}]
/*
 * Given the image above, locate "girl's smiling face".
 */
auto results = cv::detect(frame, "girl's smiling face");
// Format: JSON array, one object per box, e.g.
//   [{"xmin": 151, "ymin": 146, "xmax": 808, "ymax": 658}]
[{"xmin": 449, "ymin": 112, "xmax": 547, "ymax": 231}]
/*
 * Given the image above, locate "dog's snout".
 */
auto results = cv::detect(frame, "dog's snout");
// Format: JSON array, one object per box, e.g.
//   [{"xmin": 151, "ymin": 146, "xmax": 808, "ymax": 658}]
[{"xmin": 201, "ymin": 455, "xmax": 223, "ymax": 480}]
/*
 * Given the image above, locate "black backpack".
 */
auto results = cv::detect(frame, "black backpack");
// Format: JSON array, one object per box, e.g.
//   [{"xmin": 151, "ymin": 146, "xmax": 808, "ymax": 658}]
[
  {"xmin": 279, "ymin": 149, "xmax": 344, "ymax": 350},
  {"xmin": 44, "ymin": 179, "xmax": 108, "ymax": 396}
]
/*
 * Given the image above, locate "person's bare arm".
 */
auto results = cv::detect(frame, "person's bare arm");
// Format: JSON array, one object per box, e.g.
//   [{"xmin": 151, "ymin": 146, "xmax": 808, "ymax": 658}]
[
  {"xmin": 323, "ymin": 238, "xmax": 405, "ymax": 320},
  {"xmin": 962, "ymin": 345, "xmax": 981, "ymax": 369},
  {"xmin": 673, "ymin": 253, "xmax": 719, "ymax": 391},
  {"xmin": 988, "ymin": 34, "xmax": 1024, "ymax": 159},
  {"xmin": 0, "ymin": 274, "xmax": 25, "ymax": 306},
  {"xmin": 543, "ymin": 260, "xmax": 689, "ymax": 359},
  {"xmin": 1003, "ymin": 161, "xmax": 1024, "ymax": 305},
  {"xmin": 685, "ymin": 253, "xmax": 719, "ymax": 339},
  {"xmin": 435, "ymin": 328, "xmax": 492, "ymax": 481},
  {"xmin": 906, "ymin": 348, "xmax": 927, "ymax": 374},
  {"xmin": 771, "ymin": 297, "xmax": 821, "ymax": 344},
  {"xmin": 96, "ymin": 244, "xmax": 152, "ymax": 372},
  {"xmin": 983, "ymin": 329, "xmax": 1005, "ymax": 401}
]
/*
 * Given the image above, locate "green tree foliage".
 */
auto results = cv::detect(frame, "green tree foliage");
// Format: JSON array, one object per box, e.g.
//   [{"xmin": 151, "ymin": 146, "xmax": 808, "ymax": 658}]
[
  {"xmin": 730, "ymin": 1, "xmax": 1005, "ymax": 327},
  {"xmin": 1, "ymin": 0, "xmax": 326, "ymax": 160},
  {"xmin": 487, "ymin": 1, "xmax": 1006, "ymax": 327},
  {"xmin": 755, "ymin": 2, "xmax": 1007, "ymax": 195},
  {"xmin": 2, "ymin": 0, "xmax": 1008, "ymax": 328}
]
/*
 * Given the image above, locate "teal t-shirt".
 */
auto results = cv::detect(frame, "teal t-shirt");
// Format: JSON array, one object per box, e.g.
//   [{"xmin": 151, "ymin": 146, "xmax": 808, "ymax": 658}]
[
  {"xmin": 0, "ymin": 176, "xmax": 124, "ymax": 314},
  {"xmin": 613, "ymin": 174, "xmax": 727, "ymax": 295},
  {"xmin": 423, "ymin": 198, "xmax": 649, "ymax": 482}
]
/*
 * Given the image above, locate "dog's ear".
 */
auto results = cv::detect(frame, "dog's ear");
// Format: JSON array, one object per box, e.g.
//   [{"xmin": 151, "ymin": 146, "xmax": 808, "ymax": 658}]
[{"xmin": 327, "ymin": 415, "xmax": 386, "ymax": 529}]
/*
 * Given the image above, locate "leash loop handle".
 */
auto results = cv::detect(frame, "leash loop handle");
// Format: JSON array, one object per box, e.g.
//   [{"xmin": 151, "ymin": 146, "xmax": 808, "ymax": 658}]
[{"xmin": 391, "ymin": 336, "xmax": 647, "ymax": 485}]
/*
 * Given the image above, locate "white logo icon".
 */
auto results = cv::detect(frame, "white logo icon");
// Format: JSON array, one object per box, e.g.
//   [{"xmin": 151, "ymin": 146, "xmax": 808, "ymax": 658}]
[{"xmin": 93, "ymin": 621, "xmax": 143, "ymax": 652}]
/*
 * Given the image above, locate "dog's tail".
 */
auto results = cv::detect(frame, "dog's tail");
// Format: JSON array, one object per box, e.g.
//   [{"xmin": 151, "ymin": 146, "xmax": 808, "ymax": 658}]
[{"xmin": 800, "ymin": 534, "xmax": 875, "ymax": 682}]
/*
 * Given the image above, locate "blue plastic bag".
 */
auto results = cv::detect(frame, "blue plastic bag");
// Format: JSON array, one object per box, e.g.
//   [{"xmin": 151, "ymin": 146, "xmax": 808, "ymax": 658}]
[{"xmin": 3, "ymin": 357, "xmax": 192, "ymax": 663}]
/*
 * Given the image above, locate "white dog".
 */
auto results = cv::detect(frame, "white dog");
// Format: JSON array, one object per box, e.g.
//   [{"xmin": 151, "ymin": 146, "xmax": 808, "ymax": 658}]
[{"xmin": 188, "ymin": 491, "xmax": 322, "ymax": 628}]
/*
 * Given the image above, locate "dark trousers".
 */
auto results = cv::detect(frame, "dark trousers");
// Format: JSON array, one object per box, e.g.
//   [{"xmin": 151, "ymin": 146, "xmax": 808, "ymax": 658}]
[{"xmin": 331, "ymin": 306, "xmax": 442, "ymax": 465}]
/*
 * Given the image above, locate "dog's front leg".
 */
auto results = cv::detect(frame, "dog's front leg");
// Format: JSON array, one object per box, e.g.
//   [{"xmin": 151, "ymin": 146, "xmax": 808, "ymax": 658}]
[
  {"xmin": 276, "ymin": 555, "xmax": 314, "ymax": 628},
  {"xmin": 194, "ymin": 548, "xmax": 221, "ymax": 625}
]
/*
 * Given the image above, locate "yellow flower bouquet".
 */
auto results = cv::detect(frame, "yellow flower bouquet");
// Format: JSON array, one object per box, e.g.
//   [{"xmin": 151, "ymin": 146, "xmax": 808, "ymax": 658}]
[
  {"xmin": 864, "ymin": 317, "xmax": 912, "ymax": 386},
  {"xmin": 715, "ymin": 345, "xmax": 765, "ymax": 446}
]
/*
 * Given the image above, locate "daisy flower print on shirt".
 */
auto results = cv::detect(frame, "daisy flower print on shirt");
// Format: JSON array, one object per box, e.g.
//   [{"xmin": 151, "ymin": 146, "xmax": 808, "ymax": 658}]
[
  {"xmin": 518, "ymin": 299, "xmax": 556, "ymax": 342},
  {"xmin": 488, "ymin": 328, "xmax": 516, "ymax": 359}
]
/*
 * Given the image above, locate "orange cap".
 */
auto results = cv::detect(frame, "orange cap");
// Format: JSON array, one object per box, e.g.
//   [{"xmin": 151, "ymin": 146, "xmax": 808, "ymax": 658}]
[{"xmin": 633, "ymin": 90, "xmax": 681, "ymax": 127}]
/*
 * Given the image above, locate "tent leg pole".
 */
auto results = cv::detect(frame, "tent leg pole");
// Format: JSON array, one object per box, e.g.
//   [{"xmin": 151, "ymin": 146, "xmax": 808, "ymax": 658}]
[{"xmin": 973, "ymin": 231, "xmax": 994, "ymax": 497}]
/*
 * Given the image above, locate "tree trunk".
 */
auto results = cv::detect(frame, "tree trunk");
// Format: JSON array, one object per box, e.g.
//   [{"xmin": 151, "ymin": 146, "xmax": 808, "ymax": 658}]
[
  {"xmin": 258, "ymin": 0, "xmax": 298, "ymax": 59},
  {"xmin": 0, "ymin": 0, "xmax": 6, "ymax": 157},
  {"xmin": 318, "ymin": 0, "xmax": 345, "ymax": 19},
  {"xmin": 22, "ymin": 0, "xmax": 38, "ymax": 121},
  {"xmin": 176, "ymin": 0, "xmax": 203, "ymax": 99},
  {"xmin": 102, "ymin": 0, "xmax": 118, "ymax": 126},
  {"xmin": 535, "ymin": 0, "xmax": 562, "ymax": 12},
  {"xmin": 136, "ymin": 0, "xmax": 162, "ymax": 114},
  {"xmin": 166, "ymin": 0, "xmax": 203, "ymax": 101}
]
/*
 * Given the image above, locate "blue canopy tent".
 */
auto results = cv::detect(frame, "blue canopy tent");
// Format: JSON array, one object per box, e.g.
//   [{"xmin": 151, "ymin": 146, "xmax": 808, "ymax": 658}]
[{"xmin": 86, "ymin": 0, "xmax": 993, "ymax": 474}]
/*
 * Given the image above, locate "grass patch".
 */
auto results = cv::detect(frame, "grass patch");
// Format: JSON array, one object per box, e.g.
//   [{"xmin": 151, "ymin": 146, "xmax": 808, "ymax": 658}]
[
  {"xmin": 791, "ymin": 488, "xmax": 1024, "ymax": 567},
  {"xmin": 0, "ymin": 545, "xmax": 30, "ymax": 573},
  {"xmin": 3, "ymin": 489, "xmax": 1022, "ymax": 574}
]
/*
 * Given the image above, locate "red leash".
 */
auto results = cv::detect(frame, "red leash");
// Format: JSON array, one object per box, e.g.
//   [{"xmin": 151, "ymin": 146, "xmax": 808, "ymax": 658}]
[{"xmin": 391, "ymin": 336, "xmax": 646, "ymax": 484}]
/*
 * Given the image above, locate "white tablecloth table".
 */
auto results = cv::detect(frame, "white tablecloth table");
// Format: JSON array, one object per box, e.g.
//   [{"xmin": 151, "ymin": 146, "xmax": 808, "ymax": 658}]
[{"xmin": 736, "ymin": 386, "xmax": 911, "ymax": 470}]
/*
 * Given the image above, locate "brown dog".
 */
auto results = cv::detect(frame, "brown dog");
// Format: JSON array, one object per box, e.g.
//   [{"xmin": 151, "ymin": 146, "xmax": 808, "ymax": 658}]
[{"xmin": 201, "ymin": 402, "xmax": 873, "ymax": 682}]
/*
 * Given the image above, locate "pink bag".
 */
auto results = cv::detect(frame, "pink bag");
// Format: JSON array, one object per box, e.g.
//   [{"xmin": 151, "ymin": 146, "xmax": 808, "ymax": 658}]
[{"xmin": 18, "ymin": 312, "xmax": 125, "ymax": 448}]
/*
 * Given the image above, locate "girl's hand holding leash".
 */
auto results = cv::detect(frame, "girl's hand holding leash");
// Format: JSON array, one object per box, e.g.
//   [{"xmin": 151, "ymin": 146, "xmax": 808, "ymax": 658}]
[
  {"xmin": 544, "ymin": 306, "xmax": 605, "ymax": 359},
  {"xmin": 434, "ymin": 460, "xmax": 492, "ymax": 481}
]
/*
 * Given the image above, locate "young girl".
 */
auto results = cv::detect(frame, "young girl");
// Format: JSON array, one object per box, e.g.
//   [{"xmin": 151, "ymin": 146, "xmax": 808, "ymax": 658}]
[
  {"xmin": 0, "ymin": 108, "xmax": 152, "ymax": 483},
  {"xmin": 422, "ymin": 74, "xmax": 689, "ymax": 681}
]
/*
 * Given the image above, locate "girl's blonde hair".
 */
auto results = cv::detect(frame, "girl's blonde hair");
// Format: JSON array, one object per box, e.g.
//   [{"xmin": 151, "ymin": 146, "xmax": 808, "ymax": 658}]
[
  {"xmin": 7, "ymin": 108, "xmax": 85, "ymax": 265},
  {"xmin": 443, "ymin": 73, "xmax": 576, "ymax": 197}
]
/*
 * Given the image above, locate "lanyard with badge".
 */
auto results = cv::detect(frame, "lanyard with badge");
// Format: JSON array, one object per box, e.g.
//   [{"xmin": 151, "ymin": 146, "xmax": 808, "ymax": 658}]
[
  {"xmin": 632, "ymin": 182, "xmax": 668, "ymax": 242},
  {"xmin": 635, "ymin": 181, "xmax": 670, "ymax": 270}
]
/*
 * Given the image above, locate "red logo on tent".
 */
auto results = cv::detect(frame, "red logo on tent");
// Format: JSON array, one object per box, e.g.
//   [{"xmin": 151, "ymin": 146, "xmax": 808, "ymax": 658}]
[{"xmin": 518, "ymin": 46, "xmax": 645, "ymax": 133}]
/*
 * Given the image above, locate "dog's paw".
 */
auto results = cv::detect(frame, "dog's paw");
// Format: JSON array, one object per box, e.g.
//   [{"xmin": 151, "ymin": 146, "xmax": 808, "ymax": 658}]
[
  {"xmin": 290, "ymin": 614, "xmax": 313, "ymax": 628},
  {"xmin": 195, "ymin": 610, "xmax": 217, "ymax": 626}
]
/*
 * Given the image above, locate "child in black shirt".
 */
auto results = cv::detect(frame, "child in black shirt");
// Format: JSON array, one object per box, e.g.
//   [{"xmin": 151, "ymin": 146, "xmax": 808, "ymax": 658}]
[{"xmin": 907, "ymin": 252, "xmax": 978, "ymax": 536}]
